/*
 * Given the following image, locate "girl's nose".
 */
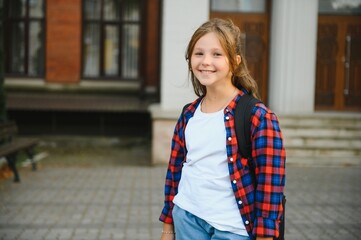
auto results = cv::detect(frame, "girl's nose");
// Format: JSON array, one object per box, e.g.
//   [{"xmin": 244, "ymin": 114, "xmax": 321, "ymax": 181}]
[{"xmin": 201, "ymin": 54, "xmax": 211, "ymax": 66}]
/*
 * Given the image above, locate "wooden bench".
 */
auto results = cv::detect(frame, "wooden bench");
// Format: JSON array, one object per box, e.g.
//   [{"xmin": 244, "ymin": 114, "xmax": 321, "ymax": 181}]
[{"xmin": 0, "ymin": 121, "xmax": 39, "ymax": 182}]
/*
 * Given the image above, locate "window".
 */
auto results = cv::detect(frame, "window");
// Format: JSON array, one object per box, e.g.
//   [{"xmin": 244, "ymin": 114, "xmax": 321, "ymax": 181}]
[
  {"xmin": 319, "ymin": 0, "xmax": 361, "ymax": 14},
  {"xmin": 82, "ymin": 0, "xmax": 143, "ymax": 80},
  {"xmin": 210, "ymin": 0, "xmax": 266, "ymax": 13},
  {"xmin": 4, "ymin": 0, "xmax": 45, "ymax": 77}
]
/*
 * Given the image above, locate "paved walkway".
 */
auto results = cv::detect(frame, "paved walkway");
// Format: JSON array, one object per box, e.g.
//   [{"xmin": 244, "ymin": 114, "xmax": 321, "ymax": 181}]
[{"xmin": 0, "ymin": 139, "xmax": 360, "ymax": 240}]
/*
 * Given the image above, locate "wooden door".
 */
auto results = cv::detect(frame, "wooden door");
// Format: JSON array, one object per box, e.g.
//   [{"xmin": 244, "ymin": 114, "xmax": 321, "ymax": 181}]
[
  {"xmin": 210, "ymin": 7, "xmax": 270, "ymax": 103},
  {"xmin": 316, "ymin": 15, "xmax": 361, "ymax": 111}
]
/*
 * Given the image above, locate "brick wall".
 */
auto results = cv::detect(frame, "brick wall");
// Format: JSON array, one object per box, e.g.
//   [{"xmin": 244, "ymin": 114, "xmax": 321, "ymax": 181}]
[{"xmin": 46, "ymin": 0, "xmax": 81, "ymax": 83}]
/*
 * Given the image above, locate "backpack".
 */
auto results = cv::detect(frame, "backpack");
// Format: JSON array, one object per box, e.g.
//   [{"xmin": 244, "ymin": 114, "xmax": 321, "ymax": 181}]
[
  {"xmin": 234, "ymin": 94, "xmax": 285, "ymax": 240},
  {"xmin": 182, "ymin": 94, "xmax": 286, "ymax": 239}
]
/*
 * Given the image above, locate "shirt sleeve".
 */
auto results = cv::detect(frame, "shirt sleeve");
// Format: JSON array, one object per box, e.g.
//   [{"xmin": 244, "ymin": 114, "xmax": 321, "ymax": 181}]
[
  {"xmin": 250, "ymin": 104, "xmax": 286, "ymax": 238},
  {"xmin": 159, "ymin": 114, "xmax": 186, "ymax": 224}
]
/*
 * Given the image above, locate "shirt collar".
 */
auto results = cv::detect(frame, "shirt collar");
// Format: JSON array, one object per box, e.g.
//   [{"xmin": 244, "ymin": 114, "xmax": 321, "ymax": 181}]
[
  {"xmin": 225, "ymin": 88, "xmax": 248, "ymax": 116},
  {"xmin": 184, "ymin": 88, "xmax": 249, "ymax": 118}
]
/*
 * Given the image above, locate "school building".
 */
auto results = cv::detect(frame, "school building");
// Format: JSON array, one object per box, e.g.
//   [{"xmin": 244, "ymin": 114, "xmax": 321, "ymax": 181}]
[{"xmin": 3, "ymin": 0, "xmax": 361, "ymax": 164}]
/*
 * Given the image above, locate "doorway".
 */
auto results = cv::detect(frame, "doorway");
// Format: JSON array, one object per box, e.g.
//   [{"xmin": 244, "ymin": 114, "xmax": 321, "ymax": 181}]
[{"xmin": 316, "ymin": 3, "xmax": 361, "ymax": 111}]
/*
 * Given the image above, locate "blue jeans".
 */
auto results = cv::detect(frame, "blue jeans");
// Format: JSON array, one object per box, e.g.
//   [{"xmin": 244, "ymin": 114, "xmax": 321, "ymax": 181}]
[{"xmin": 173, "ymin": 205, "xmax": 250, "ymax": 240}]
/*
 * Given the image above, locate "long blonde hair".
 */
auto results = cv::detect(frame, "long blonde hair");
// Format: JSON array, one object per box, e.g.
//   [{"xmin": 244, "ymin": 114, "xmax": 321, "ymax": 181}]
[{"xmin": 185, "ymin": 18, "xmax": 260, "ymax": 99}]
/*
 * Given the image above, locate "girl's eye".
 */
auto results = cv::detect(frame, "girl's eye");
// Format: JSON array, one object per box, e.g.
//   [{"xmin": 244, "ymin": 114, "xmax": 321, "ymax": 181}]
[
  {"xmin": 194, "ymin": 52, "xmax": 203, "ymax": 56},
  {"xmin": 214, "ymin": 52, "xmax": 222, "ymax": 56}
]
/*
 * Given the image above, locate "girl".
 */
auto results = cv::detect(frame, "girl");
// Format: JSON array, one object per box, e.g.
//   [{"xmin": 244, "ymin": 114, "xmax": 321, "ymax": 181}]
[{"xmin": 160, "ymin": 18, "xmax": 286, "ymax": 240}]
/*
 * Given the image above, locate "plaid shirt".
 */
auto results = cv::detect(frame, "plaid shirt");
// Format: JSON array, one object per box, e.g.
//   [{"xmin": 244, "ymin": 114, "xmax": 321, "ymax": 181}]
[{"xmin": 159, "ymin": 89, "xmax": 286, "ymax": 239}]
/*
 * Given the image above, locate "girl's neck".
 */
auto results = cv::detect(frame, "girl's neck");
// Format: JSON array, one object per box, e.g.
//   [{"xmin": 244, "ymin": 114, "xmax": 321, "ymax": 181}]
[{"xmin": 202, "ymin": 85, "xmax": 238, "ymax": 113}]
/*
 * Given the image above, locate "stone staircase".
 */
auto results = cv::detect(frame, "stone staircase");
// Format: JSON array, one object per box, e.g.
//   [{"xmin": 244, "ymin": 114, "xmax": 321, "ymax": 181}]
[{"xmin": 279, "ymin": 113, "xmax": 361, "ymax": 166}]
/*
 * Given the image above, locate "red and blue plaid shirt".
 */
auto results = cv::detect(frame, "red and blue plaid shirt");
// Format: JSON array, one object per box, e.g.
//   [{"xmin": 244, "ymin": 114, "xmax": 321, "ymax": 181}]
[{"xmin": 159, "ymin": 89, "xmax": 286, "ymax": 239}]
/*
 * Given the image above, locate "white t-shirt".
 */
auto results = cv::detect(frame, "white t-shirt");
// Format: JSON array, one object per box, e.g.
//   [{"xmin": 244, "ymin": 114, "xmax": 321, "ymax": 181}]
[{"xmin": 173, "ymin": 104, "xmax": 247, "ymax": 236}]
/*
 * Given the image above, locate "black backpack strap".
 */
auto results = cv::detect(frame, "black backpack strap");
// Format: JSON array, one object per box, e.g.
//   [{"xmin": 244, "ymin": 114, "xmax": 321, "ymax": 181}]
[{"xmin": 234, "ymin": 94, "xmax": 261, "ymax": 159}]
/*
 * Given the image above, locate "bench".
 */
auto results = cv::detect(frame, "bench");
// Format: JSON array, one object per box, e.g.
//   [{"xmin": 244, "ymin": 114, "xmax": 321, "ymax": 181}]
[{"xmin": 0, "ymin": 121, "xmax": 39, "ymax": 182}]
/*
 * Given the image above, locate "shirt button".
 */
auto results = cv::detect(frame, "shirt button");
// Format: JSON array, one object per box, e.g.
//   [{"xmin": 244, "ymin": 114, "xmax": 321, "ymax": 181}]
[
  {"xmin": 225, "ymin": 116, "xmax": 230, "ymax": 120},
  {"xmin": 228, "ymin": 137, "xmax": 232, "ymax": 141},
  {"xmin": 230, "ymin": 157, "xmax": 234, "ymax": 162},
  {"xmin": 238, "ymin": 200, "xmax": 242, "ymax": 205},
  {"xmin": 245, "ymin": 220, "xmax": 250, "ymax": 225},
  {"xmin": 226, "ymin": 108, "xmax": 229, "ymax": 112},
  {"xmin": 233, "ymin": 180, "xmax": 237, "ymax": 184}
]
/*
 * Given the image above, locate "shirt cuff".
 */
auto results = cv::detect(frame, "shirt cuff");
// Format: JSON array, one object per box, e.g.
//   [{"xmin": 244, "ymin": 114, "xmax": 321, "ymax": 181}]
[{"xmin": 252, "ymin": 216, "xmax": 280, "ymax": 238}]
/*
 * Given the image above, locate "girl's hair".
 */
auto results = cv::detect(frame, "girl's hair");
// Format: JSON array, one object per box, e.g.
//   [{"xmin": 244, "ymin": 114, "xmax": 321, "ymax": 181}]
[{"xmin": 185, "ymin": 18, "xmax": 260, "ymax": 99}]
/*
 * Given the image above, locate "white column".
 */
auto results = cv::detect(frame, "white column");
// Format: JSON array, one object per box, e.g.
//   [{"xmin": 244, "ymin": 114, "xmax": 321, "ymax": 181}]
[
  {"xmin": 268, "ymin": 0, "xmax": 318, "ymax": 114},
  {"xmin": 160, "ymin": 0, "xmax": 209, "ymax": 110}
]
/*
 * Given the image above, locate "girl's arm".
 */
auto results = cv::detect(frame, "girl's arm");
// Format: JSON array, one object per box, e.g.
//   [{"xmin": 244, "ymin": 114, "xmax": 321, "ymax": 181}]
[
  {"xmin": 251, "ymin": 105, "xmax": 286, "ymax": 239},
  {"xmin": 159, "ymin": 112, "xmax": 187, "ymax": 223}
]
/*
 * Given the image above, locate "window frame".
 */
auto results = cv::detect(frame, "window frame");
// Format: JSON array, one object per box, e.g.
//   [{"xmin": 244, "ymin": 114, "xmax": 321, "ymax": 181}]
[
  {"xmin": 81, "ymin": 0, "xmax": 145, "ymax": 81},
  {"xmin": 4, "ymin": 0, "xmax": 46, "ymax": 78}
]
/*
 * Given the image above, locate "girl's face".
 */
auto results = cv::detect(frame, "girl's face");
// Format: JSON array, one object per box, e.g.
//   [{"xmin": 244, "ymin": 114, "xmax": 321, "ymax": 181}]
[{"xmin": 191, "ymin": 32, "xmax": 232, "ymax": 89}]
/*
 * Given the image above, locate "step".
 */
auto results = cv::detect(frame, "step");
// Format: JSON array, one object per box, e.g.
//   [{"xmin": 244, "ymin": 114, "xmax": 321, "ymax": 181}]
[
  {"xmin": 286, "ymin": 147, "xmax": 361, "ymax": 157},
  {"xmin": 279, "ymin": 113, "xmax": 361, "ymax": 128},
  {"xmin": 284, "ymin": 137, "xmax": 361, "ymax": 149},
  {"xmin": 277, "ymin": 114, "xmax": 361, "ymax": 165},
  {"xmin": 282, "ymin": 128, "xmax": 361, "ymax": 138},
  {"xmin": 286, "ymin": 156, "xmax": 361, "ymax": 166},
  {"xmin": 280, "ymin": 119, "xmax": 361, "ymax": 128}
]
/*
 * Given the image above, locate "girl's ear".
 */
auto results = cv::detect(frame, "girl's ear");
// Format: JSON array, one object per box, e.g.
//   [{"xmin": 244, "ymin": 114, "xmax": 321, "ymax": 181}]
[{"xmin": 236, "ymin": 55, "xmax": 241, "ymax": 65}]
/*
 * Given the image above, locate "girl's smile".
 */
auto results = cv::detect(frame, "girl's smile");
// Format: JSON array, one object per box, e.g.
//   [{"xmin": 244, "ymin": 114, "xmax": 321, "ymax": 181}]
[{"xmin": 199, "ymin": 69, "xmax": 216, "ymax": 75}]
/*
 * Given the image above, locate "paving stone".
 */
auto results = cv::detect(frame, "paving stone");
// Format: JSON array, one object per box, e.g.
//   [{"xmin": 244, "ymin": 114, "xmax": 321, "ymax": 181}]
[{"xmin": 0, "ymin": 143, "xmax": 360, "ymax": 240}]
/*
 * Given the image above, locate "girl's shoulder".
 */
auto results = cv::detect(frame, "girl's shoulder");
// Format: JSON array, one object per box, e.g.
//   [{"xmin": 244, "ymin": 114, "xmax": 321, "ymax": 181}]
[
  {"xmin": 252, "ymin": 102, "xmax": 280, "ymax": 124},
  {"xmin": 182, "ymin": 97, "xmax": 203, "ymax": 115}
]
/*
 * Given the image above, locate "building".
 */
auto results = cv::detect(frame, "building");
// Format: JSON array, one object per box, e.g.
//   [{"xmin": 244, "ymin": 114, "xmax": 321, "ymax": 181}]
[
  {"xmin": 3, "ymin": 0, "xmax": 161, "ymax": 136},
  {"xmin": 2, "ymin": 0, "xmax": 361, "ymax": 163},
  {"xmin": 150, "ymin": 0, "xmax": 361, "ymax": 164}
]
